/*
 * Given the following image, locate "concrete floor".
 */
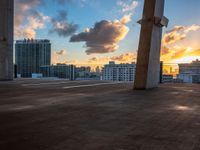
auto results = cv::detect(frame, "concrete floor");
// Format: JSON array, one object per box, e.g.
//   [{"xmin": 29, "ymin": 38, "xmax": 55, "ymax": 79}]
[{"xmin": 0, "ymin": 79, "xmax": 200, "ymax": 150}]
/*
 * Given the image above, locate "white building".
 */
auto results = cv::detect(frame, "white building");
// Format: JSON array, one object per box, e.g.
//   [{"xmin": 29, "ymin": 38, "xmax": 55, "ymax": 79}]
[
  {"xmin": 177, "ymin": 59, "xmax": 200, "ymax": 83},
  {"xmin": 102, "ymin": 61, "xmax": 136, "ymax": 81}
]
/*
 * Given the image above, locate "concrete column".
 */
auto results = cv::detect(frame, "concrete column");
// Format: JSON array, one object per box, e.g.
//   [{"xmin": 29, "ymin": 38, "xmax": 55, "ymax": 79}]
[
  {"xmin": 0, "ymin": 0, "xmax": 14, "ymax": 80},
  {"xmin": 134, "ymin": 0, "xmax": 167, "ymax": 89}
]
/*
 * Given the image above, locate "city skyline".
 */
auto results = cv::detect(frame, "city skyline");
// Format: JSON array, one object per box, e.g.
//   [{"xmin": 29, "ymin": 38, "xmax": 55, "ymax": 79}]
[{"xmin": 14, "ymin": 0, "xmax": 200, "ymax": 65}]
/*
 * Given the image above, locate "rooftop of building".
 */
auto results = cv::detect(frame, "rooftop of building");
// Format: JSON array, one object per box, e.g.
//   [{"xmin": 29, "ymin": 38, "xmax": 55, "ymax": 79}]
[
  {"xmin": 40, "ymin": 63, "xmax": 74, "ymax": 67},
  {"xmin": 105, "ymin": 61, "xmax": 136, "ymax": 66},
  {"xmin": 179, "ymin": 59, "xmax": 200, "ymax": 66},
  {"xmin": 16, "ymin": 39, "xmax": 50, "ymax": 44},
  {"xmin": 0, "ymin": 79, "xmax": 200, "ymax": 150}
]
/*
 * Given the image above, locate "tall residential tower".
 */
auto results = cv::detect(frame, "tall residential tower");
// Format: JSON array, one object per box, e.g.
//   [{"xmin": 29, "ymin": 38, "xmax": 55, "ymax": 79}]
[{"xmin": 15, "ymin": 39, "xmax": 51, "ymax": 77}]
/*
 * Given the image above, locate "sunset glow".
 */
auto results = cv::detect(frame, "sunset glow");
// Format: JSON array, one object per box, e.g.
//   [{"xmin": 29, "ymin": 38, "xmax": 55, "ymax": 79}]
[
  {"xmin": 13, "ymin": 0, "xmax": 200, "ymax": 66},
  {"xmin": 171, "ymin": 56, "xmax": 200, "ymax": 64}
]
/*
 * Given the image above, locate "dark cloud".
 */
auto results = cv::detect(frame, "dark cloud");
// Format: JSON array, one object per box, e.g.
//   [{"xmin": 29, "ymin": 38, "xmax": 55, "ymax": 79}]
[
  {"xmin": 70, "ymin": 16, "xmax": 130, "ymax": 55},
  {"xmin": 49, "ymin": 10, "xmax": 78, "ymax": 37}
]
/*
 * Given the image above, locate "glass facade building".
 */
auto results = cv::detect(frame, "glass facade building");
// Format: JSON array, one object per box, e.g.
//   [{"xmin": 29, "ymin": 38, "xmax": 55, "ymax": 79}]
[
  {"xmin": 15, "ymin": 39, "xmax": 51, "ymax": 77},
  {"xmin": 40, "ymin": 64, "xmax": 75, "ymax": 80}
]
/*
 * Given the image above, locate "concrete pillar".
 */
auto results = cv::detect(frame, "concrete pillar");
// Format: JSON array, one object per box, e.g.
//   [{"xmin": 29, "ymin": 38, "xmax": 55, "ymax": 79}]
[
  {"xmin": 134, "ymin": 0, "xmax": 168, "ymax": 89},
  {"xmin": 0, "ymin": 0, "xmax": 14, "ymax": 80}
]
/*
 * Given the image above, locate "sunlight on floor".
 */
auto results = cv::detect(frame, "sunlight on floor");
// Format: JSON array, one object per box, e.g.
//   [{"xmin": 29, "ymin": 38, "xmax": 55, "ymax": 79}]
[{"xmin": 174, "ymin": 105, "xmax": 193, "ymax": 111}]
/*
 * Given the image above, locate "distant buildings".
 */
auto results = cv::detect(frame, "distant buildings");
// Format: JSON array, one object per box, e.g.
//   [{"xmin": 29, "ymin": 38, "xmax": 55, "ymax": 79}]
[
  {"xmin": 74, "ymin": 66, "xmax": 101, "ymax": 80},
  {"xmin": 75, "ymin": 66, "xmax": 91, "ymax": 78},
  {"xmin": 102, "ymin": 61, "xmax": 136, "ymax": 81},
  {"xmin": 177, "ymin": 59, "xmax": 200, "ymax": 83},
  {"xmin": 40, "ymin": 64, "xmax": 75, "ymax": 80},
  {"xmin": 162, "ymin": 74, "xmax": 173, "ymax": 83},
  {"xmin": 15, "ymin": 39, "xmax": 51, "ymax": 77}
]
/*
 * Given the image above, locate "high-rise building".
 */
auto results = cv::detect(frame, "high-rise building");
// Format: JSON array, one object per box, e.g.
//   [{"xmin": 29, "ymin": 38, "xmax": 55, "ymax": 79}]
[
  {"xmin": 15, "ymin": 39, "xmax": 51, "ymax": 77},
  {"xmin": 177, "ymin": 59, "xmax": 200, "ymax": 83},
  {"xmin": 102, "ymin": 61, "xmax": 136, "ymax": 81}
]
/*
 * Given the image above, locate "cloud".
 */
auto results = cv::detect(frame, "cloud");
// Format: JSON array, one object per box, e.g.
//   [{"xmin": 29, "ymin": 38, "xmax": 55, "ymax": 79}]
[
  {"xmin": 49, "ymin": 10, "xmax": 78, "ymax": 37},
  {"xmin": 52, "ymin": 52, "xmax": 59, "ymax": 65},
  {"xmin": 70, "ymin": 15, "xmax": 131, "ymax": 55},
  {"xmin": 56, "ymin": 49, "xmax": 67, "ymax": 55},
  {"xmin": 88, "ymin": 52, "xmax": 137, "ymax": 64},
  {"xmin": 15, "ymin": 1, "xmax": 77, "ymax": 38},
  {"xmin": 14, "ymin": 0, "xmax": 45, "ymax": 26},
  {"xmin": 62, "ymin": 59, "xmax": 80, "ymax": 65},
  {"xmin": 111, "ymin": 52, "xmax": 137, "ymax": 62},
  {"xmin": 161, "ymin": 24, "xmax": 200, "ymax": 63},
  {"xmin": 171, "ymin": 47, "xmax": 200, "ymax": 60},
  {"xmin": 15, "ymin": 10, "xmax": 49, "ymax": 39},
  {"xmin": 162, "ymin": 24, "xmax": 200, "ymax": 45},
  {"xmin": 52, "ymin": 49, "xmax": 67, "ymax": 64},
  {"xmin": 117, "ymin": 0, "xmax": 139, "ymax": 13},
  {"xmin": 161, "ymin": 46, "xmax": 200, "ymax": 63},
  {"xmin": 120, "ymin": 14, "xmax": 132, "ymax": 24},
  {"xmin": 51, "ymin": 52, "xmax": 137, "ymax": 68},
  {"xmin": 161, "ymin": 46, "xmax": 170, "ymax": 55},
  {"xmin": 14, "ymin": 0, "xmax": 48, "ymax": 39}
]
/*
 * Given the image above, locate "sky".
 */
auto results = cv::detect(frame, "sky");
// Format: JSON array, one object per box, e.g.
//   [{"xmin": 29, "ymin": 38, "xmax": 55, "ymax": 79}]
[{"xmin": 14, "ymin": 0, "xmax": 200, "ymax": 66}]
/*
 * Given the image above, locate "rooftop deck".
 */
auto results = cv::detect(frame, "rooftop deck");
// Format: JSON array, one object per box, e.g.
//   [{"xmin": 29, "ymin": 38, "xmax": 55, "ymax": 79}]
[{"xmin": 0, "ymin": 79, "xmax": 200, "ymax": 150}]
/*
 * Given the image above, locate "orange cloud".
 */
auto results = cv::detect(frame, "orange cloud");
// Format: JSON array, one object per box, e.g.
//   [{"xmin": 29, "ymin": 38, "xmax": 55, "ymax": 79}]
[
  {"xmin": 51, "ymin": 49, "xmax": 67, "ymax": 64},
  {"xmin": 161, "ymin": 46, "xmax": 200, "ymax": 63},
  {"xmin": 88, "ymin": 52, "xmax": 137, "ymax": 64},
  {"xmin": 172, "ymin": 48, "xmax": 200, "ymax": 60},
  {"xmin": 120, "ymin": 14, "xmax": 132, "ymax": 24},
  {"xmin": 15, "ymin": 11, "xmax": 49, "ymax": 39},
  {"xmin": 111, "ymin": 52, "xmax": 137, "ymax": 62},
  {"xmin": 14, "ymin": 0, "xmax": 49, "ymax": 39},
  {"xmin": 162, "ymin": 24, "xmax": 200, "ymax": 45},
  {"xmin": 161, "ymin": 24, "xmax": 200, "ymax": 63}
]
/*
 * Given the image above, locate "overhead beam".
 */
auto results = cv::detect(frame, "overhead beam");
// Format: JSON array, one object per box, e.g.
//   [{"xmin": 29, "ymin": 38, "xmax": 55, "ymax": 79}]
[
  {"xmin": 0, "ymin": 0, "xmax": 14, "ymax": 80},
  {"xmin": 134, "ymin": 0, "xmax": 168, "ymax": 89}
]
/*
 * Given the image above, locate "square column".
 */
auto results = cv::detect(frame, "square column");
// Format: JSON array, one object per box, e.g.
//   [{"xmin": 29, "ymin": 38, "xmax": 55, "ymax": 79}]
[
  {"xmin": 134, "ymin": 0, "xmax": 168, "ymax": 89},
  {"xmin": 0, "ymin": 0, "xmax": 14, "ymax": 80}
]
